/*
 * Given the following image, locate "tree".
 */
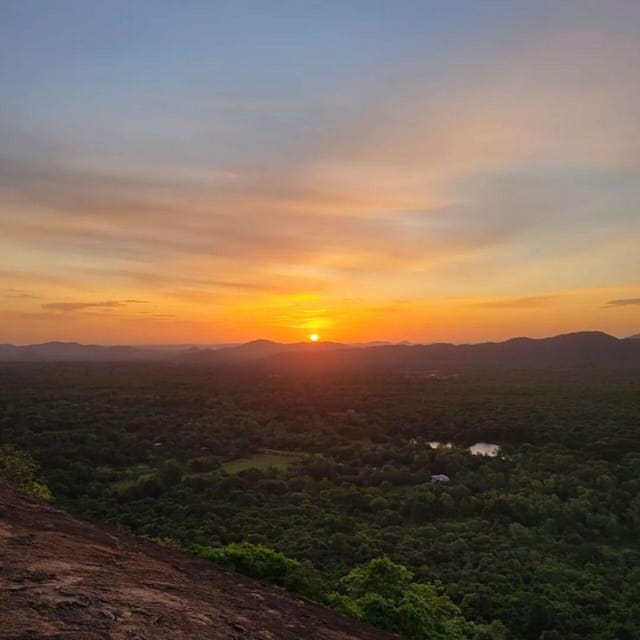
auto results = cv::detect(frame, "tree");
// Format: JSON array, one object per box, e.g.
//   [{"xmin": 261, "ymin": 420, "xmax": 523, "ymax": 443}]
[
  {"xmin": 191, "ymin": 542, "xmax": 325, "ymax": 600},
  {"xmin": 159, "ymin": 460, "xmax": 183, "ymax": 489},
  {"xmin": 0, "ymin": 445, "xmax": 52, "ymax": 500},
  {"xmin": 330, "ymin": 557, "xmax": 470, "ymax": 640}
]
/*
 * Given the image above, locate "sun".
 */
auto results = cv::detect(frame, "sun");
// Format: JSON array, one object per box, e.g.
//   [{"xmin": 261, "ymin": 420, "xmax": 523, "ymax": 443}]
[{"xmin": 309, "ymin": 333, "xmax": 320, "ymax": 342}]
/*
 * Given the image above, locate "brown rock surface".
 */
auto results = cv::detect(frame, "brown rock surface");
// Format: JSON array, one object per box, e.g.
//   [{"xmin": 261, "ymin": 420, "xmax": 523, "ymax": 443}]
[{"xmin": 0, "ymin": 484, "xmax": 397, "ymax": 640}]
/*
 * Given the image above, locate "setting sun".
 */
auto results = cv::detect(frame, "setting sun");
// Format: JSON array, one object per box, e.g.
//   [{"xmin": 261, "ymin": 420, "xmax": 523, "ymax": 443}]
[{"xmin": 0, "ymin": 2, "xmax": 638, "ymax": 349}]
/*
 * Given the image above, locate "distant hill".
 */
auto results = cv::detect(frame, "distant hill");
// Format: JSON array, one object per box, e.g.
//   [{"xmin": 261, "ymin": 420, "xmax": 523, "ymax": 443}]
[
  {"xmin": 0, "ymin": 483, "xmax": 394, "ymax": 640},
  {"xmin": 1, "ymin": 332, "xmax": 639, "ymax": 367},
  {"xmin": 174, "ymin": 339, "xmax": 350, "ymax": 363},
  {"xmin": 0, "ymin": 341, "xmax": 167, "ymax": 362},
  {"xmin": 263, "ymin": 331, "xmax": 640, "ymax": 369}
]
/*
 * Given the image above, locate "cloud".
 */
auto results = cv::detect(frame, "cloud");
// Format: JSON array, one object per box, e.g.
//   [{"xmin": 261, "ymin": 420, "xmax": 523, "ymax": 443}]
[
  {"xmin": 472, "ymin": 295, "xmax": 559, "ymax": 309},
  {"xmin": 2, "ymin": 10, "xmax": 639, "ymax": 286},
  {"xmin": 4, "ymin": 289, "xmax": 40, "ymax": 299},
  {"xmin": 42, "ymin": 300, "xmax": 148, "ymax": 312},
  {"xmin": 1, "ymin": 1, "xmax": 639, "ymax": 341},
  {"xmin": 9, "ymin": 152, "xmax": 633, "ymax": 286},
  {"xmin": 80, "ymin": 268, "xmax": 327, "ymax": 295},
  {"xmin": 0, "ymin": 270, "xmax": 79, "ymax": 288},
  {"xmin": 605, "ymin": 298, "xmax": 640, "ymax": 307}
]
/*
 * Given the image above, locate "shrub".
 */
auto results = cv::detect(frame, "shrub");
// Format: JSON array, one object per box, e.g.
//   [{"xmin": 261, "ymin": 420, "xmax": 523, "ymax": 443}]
[
  {"xmin": 330, "ymin": 556, "xmax": 470, "ymax": 640},
  {"xmin": 0, "ymin": 445, "xmax": 52, "ymax": 501},
  {"xmin": 191, "ymin": 541, "xmax": 325, "ymax": 601}
]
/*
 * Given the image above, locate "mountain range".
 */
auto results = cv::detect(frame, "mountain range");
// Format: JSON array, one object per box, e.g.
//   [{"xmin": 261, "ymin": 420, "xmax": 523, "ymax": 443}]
[{"xmin": 1, "ymin": 331, "xmax": 639, "ymax": 367}]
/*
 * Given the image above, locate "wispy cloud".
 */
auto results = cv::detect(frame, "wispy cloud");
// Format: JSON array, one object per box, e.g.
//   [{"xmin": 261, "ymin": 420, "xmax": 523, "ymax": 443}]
[
  {"xmin": 4, "ymin": 289, "xmax": 40, "ymax": 299},
  {"xmin": 79, "ymin": 268, "xmax": 327, "ymax": 295},
  {"xmin": 605, "ymin": 298, "xmax": 640, "ymax": 307},
  {"xmin": 42, "ymin": 300, "xmax": 148, "ymax": 312},
  {"xmin": 472, "ymin": 296, "xmax": 559, "ymax": 309}
]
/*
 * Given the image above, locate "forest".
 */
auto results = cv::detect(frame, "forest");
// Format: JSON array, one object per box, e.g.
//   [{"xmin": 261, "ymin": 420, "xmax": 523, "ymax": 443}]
[{"xmin": 1, "ymin": 362, "xmax": 639, "ymax": 639}]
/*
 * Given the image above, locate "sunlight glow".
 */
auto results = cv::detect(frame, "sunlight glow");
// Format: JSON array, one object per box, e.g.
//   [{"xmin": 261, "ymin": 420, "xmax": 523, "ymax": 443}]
[{"xmin": 309, "ymin": 333, "xmax": 319, "ymax": 342}]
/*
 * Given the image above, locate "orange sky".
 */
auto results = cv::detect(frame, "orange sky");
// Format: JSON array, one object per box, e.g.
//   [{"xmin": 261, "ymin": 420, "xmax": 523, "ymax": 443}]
[
  {"xmin": 1, "ymin": 2, "xmax": 639, "ymax": 344},
  {"xmin": 3, "ymin": 284, "xmax": 639, "ymax": 345}
]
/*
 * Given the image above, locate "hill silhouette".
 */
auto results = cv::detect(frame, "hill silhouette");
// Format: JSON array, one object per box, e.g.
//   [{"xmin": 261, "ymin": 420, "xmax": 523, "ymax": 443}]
[
  {"xmin": 174, "ymin": 339, "xmax": 350, "ymax": 363},
  {"xmin": 0, "ymin": 341, "xmax": 166, "ymax": 362},
  {"xmin": 176, "ymin": 331, "xmax": 640, "ymax": 368},
  {"xmin": 263, "ymin": 332, "xmax": 640, "ymax": 369},
  {"xmin": 1, "ymin": 332, "xmax": 639, "ymax": 367},
  {"xmin": 0, "ymin": 483, "xmax": 396, "ymax": 640}
]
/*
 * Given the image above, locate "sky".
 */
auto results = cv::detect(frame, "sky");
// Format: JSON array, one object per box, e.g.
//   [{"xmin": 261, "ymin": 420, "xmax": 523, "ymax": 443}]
[{"xmin": 1, "ymin": 0, "xmax": 639, "ymax": 344}]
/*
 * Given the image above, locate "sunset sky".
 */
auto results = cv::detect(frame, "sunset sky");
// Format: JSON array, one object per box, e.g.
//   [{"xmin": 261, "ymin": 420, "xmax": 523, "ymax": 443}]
[{"xmin": 1, "ymin": 1, "xmax": 639, "ymax": 344}]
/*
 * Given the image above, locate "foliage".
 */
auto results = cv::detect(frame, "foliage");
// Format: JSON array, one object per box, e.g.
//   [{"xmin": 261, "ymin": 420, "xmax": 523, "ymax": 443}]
[
  {"xmin": 222, "ymin": 450, "xmax": 300, "ymax": 474},
  {"xmin": 330, "ymin": 557, "xmax": 469, "ymax": 640},
  {"xmin": 191, "ymin": 541, "xmax": 325, "ymax": 600},
  {"xmin": 1, "ymin": 364, "xmax": 640, "ymax": 639},
  {"xmin": 158, "ymin": 460, "xmax": 183, "ymax": 488},
  {"xmin": 0, "ymin": 444, "xmax": 52, "ymax": 500}
]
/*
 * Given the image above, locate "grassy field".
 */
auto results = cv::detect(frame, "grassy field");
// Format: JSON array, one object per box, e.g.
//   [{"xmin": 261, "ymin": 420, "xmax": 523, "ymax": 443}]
[
  {"xmin": 111, "ymin": 464, "xmax": 155, "ymax": 492},
  {"xmin": 111, "ymin": 451, "xmax": 301, "ymax": 491},
  {"xmin": 222, "ymin": 450, "xmax": 300, "ymax": 474}
]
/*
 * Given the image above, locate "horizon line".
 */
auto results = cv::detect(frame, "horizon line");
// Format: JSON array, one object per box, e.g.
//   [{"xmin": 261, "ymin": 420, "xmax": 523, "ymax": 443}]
[{"xmin": 3, "ymin": 329, "xmax": 637, "ymax": 349}]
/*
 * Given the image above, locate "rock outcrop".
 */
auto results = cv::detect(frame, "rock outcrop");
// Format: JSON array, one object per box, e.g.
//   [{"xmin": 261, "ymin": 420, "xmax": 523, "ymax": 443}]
[{"xmin": 0, "ymin": 484, "xmax": 396, "ymax": 640}]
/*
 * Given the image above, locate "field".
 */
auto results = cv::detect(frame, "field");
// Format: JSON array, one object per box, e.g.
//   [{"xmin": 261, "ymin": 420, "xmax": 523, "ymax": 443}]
[
  {"xmin": 222, "ymin": 450, "xmax": 301, "ymax": 474},
  {"xmin": 108, "ymin": 450, "xmax": 300, "ymax": 492}
]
